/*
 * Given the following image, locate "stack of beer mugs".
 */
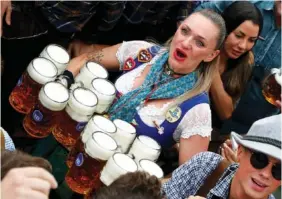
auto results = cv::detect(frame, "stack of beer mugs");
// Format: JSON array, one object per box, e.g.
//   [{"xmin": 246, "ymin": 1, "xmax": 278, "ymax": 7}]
[
  {"xmin": 52, "ymin": 87, "xmax": 98, "ymax": 148},
  {"xmin": 9, "ymin": 44, "xmax": 70, "ymax": 115}
]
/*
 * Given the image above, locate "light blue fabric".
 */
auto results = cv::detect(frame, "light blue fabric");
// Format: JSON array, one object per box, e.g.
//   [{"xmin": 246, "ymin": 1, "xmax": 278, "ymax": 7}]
[
  {"xmin": 1, "ymin": 127, "xmax": 16, "ymax": 151},
  {"xmin": 109, "ymin": 51, "xmax": 198, "ymax": 122},
  {"xmin": 195, "ymin": 0, "xmax": 281, "ymax": 134}
]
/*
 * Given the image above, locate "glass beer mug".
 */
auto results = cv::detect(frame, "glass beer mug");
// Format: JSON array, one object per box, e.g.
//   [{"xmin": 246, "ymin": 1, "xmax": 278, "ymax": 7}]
[
  {"xmin": 23, "ymin": 81, "xmax": 69, "ymax": 138},
  {"xmin": 9, "ymin": 57, "xmax": 58, "ymax": 114},
  {"xmin": 262, "ymin": 68, "xmax": 281, "ymax": 106},
  {"xmin": 113, "ymin": 119, "xmax": 136, "ymax": 153},
  {"xmin": 75, "ymin": 62, "xmax": 108, "ymax": 89},
  {"xmin": 66, "ymin": 115, "xmax": 117, "ymax": 168},
  {"xmin": 89, "ymin": 78, "xmax": 116, "ymax": 114},
  {"xmin": 138, "ymin": 159, "xmax": 164, "ymax": 179},
  {"xmin": 128, "ymin": 135, "xmax": 161, "ymax": 163},
  {"xmin": 100, "ymin": 153, "xmax": 138, "ymax": 186},
  {"xmin": 52, "ymin": 87, "xmax": 97, "ymax": 148},
  {"xmin": 40, "ymin": 44, "xmax": 70, "ymax": 74},
  {"xmin": 65, "ymin": 131, "xmax": 118, "ymax": 195}
]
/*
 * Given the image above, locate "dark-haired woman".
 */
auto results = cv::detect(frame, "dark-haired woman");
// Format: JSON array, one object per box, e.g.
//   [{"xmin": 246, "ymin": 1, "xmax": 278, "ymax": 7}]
[{"xmin": 208, "ymin": 1, "xmax": 263, "ymax": 130}]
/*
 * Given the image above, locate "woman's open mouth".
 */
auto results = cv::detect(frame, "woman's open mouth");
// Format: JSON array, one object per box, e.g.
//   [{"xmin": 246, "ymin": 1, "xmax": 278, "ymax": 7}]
[{"xmin": 173, "ymin": 48, "xmax": 187, "ymax": 62}]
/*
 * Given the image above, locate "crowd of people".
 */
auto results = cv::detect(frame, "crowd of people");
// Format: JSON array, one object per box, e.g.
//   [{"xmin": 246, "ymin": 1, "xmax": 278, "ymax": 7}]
[{"xmin": 1, "ymin": 1, "xmax": 281, "ymax": 199}]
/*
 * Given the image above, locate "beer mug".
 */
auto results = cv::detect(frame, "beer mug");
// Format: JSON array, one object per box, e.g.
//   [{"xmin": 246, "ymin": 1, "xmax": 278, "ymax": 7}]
[
  {"xmin": 90, "ymin": 78, "xmax": 116, "ymax": 114},
  {"xmin": 9, "ymin": 57, "xmax": 58, "ymax": 114},
  {"xmin": 52, "ymin": 87, "xmax": 97, "ymax": 148},
  {"xmin": 113, "ymin": 119, "xmax": 136, "ymax": 153},
  {"xmin": 262, "ymin": 68, "xmax": 282, "ymax": 106},
  {"xmin": 128, "ymin": 135, "xmax": 161, "ymax": 163},
  {"xmin": 75, "ymin": 62, "xmax": 108, "ymax": 88},
  {"xmin": 67, "ymin": 115, "xmax": 117, "ymax": 168},
  {"xmin": 65, "ymin": 131, "xmax": 118, "ymax": 195},
  {"xmin": 40, "ymin": 44, "xmax": 70, "ymax": 74},
  {"xmin": 23, "ymin": 81, "xmax": 69, "ymax": 138},
  {"xmin": 100, "ymin": 153, "xmax": 138, "ymax": 186},
  {"xmin": 138, "ymin": 159, "xmax": 164, "ymax": 179}
]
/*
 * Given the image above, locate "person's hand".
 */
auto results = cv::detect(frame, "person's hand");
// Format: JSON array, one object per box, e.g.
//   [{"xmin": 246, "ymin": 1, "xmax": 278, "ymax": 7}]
[
  {"xmin": 1, "ymin": 167, "xmax": 58, "ymax": 199},
  {"xmin": 66, "ymin": 53, "xmax": 88, "ymax": 76},
  {"xmin": 220, "ymin": 139, "xmax": 238, "ymax": 163},
  {"xmin": 187, "ymin": 196, "xmax": 206, "ymax": 199},
  {"xmin": 1, "ymin": 0, "xmax": 12, "ymax": 36}
]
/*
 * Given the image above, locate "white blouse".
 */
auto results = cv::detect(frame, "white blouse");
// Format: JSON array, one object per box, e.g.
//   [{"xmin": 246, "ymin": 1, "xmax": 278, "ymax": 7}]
[{"xmin": 115, "ymin": 41, "xmax": 212, "ymax": 142}]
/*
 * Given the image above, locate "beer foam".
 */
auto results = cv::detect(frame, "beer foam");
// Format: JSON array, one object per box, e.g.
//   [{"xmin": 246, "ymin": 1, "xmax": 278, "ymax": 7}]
[
  {"xmin": 113, "ymin": 153, "xmax": 138, "ymax": 172},
  {"xmin": 28, "ymin": 58, "xmax": 57, "ymax": 84},
  {"xmin": 139, "ymin": 159, "xmax": 164, "ymax": 179},
  {"xmin": 94, "ymin": 132, "xmax": 117, "ymax": 150},
  {"xmin": 92, "ymin": 78, "xmax": 116, "ymax": 96},
  {"xmin": 47, "ymin": 45, "xmax": 70, "ymax": 64},
  {"xmin": 73, "ymin": 88, "xmax": 98, "ymax": 107},
  {"xmin": 44, "ymin": 82, "xmax": 69, "ymax": 102},
  {"xmin": 139, "ymin": 136, "xmax": 161, "ymax": 150},
  {"xmin": 87, "ymin": 62, "xmax": 108, "ymax": 79},
  {"xmin": 93, "ymin": 115, "xmax": 116, "ymax": 134},
  {"xmin": 275, "ymin": 73, "xmax": 282, "ymax": 85},
  {"xmin": 114, "ymin": 119, "xmax": 136, "ymax": 134}
]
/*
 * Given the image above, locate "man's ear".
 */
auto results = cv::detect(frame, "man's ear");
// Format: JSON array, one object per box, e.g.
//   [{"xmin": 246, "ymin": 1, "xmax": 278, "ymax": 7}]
[
  {"xmin": 237, "ymin": 145, "xmax": 244, "ymax": 162},
  {"xmin": 203, "ymin": 49, "xmax": 220, "ymax": 62}
]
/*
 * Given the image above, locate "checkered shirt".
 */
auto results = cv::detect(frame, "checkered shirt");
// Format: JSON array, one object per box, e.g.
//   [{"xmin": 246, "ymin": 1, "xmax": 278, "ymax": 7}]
[{"xmin": 162, "ymin": 152, "xmax": 276, "ymax": 199}]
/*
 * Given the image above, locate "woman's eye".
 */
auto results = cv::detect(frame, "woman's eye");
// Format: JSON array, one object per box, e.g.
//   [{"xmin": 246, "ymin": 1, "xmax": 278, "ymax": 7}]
[
  {"xmin": 235, "ymin": 34, "xmax": 242, "ymax": 38},
  {"xmin": 181, "ymin": 28, "xmax": 188, "ymax": 35},
  {"xmin": 196, "ymin": 40, "xmax": 205, "ymax": 47}
]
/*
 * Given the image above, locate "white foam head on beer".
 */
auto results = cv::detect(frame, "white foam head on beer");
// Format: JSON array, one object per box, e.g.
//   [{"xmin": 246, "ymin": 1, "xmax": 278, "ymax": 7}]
[
  {"xmin": 87, "ymin": 62, "xmax": 108, "ymax": 79},
  {"xmin": 91, "ymin": 78, "xmax": 116, "ymax": 100},
  {"xmin": 100, "ymin": 153, "xmax": 138, "ymax": 186},
  {"xmin": 93, "ymin": 115, "xmax": 116, "ymax": 135},
  {"xmin": 69, "ymin": 88, "xmax": 97, "ymax": 115},
  {"xmin": 113, "ymin": 119, "xmax": 136, "ymax": 153},
  {"xmin": 47, "ymin": 44, "xmax": 70, "ymax": 64},
  {"xmin": 40, "ymin": 82, "xmax": 69, "ymax": 111},
  {"xmin": 114, "ymin": 119, "xmax": 136, "ymax": 135},
  {"xmin": 27, "ymin": 58, "xmax": 57, "ymax": 85},
  {"xmin": 85, "ymin": 132, "xmax": 117, "ymax": 160},
  {"xmin": 139, "ymin": 159, "xmax": 164, "ymax": 179},
  {"xmin": 139, "ymin": 135, "xmax": 161, "ymax": 150},
  {"xmin": 82, "ymin": 115, "xmax": 116, "ymax": 144},
  {"xmin": 114, "ymin": 153, "xmax": 137, "ymax": 172},
  {"xmin": 275, "ymin": 72, "xmax": 282, "ymax": 86}
]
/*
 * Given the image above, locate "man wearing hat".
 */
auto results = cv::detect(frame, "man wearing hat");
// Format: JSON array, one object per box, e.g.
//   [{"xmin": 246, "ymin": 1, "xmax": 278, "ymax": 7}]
[{"xmin": 162, "ymin": 114, "xmax": 281, "ymax": 199}]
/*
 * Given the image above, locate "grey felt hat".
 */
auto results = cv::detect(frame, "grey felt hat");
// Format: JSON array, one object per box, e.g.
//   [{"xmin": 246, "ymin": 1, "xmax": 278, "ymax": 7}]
[{"xmin": 231, "ymin": 114, "xmax": 281, "ymax": 161}]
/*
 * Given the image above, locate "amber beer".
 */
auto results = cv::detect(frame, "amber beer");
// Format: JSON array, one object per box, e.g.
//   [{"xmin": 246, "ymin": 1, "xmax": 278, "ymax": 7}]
[
  {"xmin": 23, "ymin": 82, "xmax": 69, "ymax": 138},
  {"xmin": 128, "ymin": 135, "xmax": 161, "ymax": 163},
  {"xmin": 113, "ymin": 119, "xmax": 136, "ymax": 153},
  {"xmin": 9, "ymin": 58, "xmax": 58, "ymax": 114},
  {"xmin": 52, "ymin": 87, "xmax": 97, "ymax": 148},
  {"xmin": 40, "ymin": 44, "xmax": 70, "ymax": 74},
  {"xmin": 65, "ymin": 131, "xmax": 118, "ymax": 195},
  {"xmin": 75, "ymin": 62, "xmax": 108, "ymax": 88},
  {"xmin": 262, "ymin": 68, "xmax": 281, "ymax": 106},
  {"xmin": 90, "ymin": 78, "xmax": 116, "ymax": 114},
  {"xmin": 66, "ymin": 115, "xmax": 117, "ymax": 168},
  {"xmin": 100, "ymin": 153, "xmax": 138, "ymax": 186}
]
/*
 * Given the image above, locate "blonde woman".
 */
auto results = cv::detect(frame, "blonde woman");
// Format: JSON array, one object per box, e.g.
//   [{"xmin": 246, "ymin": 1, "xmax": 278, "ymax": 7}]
[{"xmin": 66, "ymin": 9, "xmax": 226, "ymax": 165}]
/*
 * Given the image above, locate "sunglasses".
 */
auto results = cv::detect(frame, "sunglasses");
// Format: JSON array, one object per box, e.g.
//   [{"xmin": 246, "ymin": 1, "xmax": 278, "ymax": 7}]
[{"xmin": 248, "ymin": 149, "xmax": 281, "ymax": 180}]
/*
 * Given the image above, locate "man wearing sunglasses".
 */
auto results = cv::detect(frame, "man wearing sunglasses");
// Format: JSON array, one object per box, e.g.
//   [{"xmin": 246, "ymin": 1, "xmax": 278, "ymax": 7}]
[{"xmin": 162, "ymin": 114, "xmax": 281, "ymax": 199}]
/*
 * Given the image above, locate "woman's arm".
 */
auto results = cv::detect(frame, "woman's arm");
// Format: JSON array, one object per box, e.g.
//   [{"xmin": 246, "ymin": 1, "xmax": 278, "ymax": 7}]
[
  {"xmin": 179, "ymin": 135, "xmax": 209, "ymax": 165},
  {"xmin": 209, "ymin": 70, "xmax": 234, "ymax": 120},
  {"xmin": 66, "ymin": 43, "xmax": 122, "ymax": 76}
]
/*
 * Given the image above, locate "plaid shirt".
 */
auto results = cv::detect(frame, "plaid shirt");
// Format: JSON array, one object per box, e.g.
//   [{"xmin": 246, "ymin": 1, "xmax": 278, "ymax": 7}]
[
  {"xmin": 162, "ymin": 152, "xmax": 276, "ymax": 199},
  {"xmin": 36, "ymin": 1, "xmax": 195, "ymax": 33}
]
